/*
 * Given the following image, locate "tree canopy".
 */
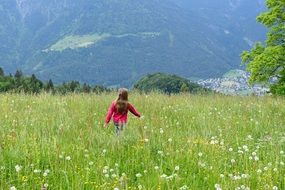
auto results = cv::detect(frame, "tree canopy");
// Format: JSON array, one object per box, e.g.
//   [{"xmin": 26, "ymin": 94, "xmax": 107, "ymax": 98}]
[
  {"xmin": 0, "ymin": 67, "xmax": 109, "ymax": 94},
  {"xmin": 241, "ymin": 0, "xmax": 285, "ymax": 95},
  {"xmin": 134, "ymin": 73, "xmax": 210, "ymax": 94}
]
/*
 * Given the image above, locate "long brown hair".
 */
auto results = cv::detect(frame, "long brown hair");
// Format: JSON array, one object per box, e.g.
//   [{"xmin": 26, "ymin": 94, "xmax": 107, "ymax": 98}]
[{"xmin": 116, "ymin": 88, "xmax": 129, "ymax": 114}]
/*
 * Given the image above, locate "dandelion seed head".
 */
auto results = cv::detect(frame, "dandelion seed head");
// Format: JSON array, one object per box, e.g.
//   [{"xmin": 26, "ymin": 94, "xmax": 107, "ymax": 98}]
[
  {"xmin": 89, "ymin": 161, "xmax": 94, "ymax": 166},
  {"xmin": 15, "ymin": 165, "xmax": 22, "ymax": 173},
  {"xmin": 136, "ymin": 173, "xmax": 142, "ymax": 178}
]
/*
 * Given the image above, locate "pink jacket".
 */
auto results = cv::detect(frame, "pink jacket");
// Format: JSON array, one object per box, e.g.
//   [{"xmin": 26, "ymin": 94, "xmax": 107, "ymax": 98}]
[{"xmin": 105, "ymin": 101, "xmax": 141, "ymax": 124}]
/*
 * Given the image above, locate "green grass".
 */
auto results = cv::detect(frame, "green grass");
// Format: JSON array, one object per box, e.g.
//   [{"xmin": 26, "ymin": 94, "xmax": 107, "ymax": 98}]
[
  {"xmin": 0, "ymin": 93, "xmax": 284, "ymax": 189},
  {"xmin": 49, "ymin": 34, "xmax": 111, "ymax": 51},
  {"xmin": 48, "ymin": 32, "xmax": 160, "ymax": 52}
]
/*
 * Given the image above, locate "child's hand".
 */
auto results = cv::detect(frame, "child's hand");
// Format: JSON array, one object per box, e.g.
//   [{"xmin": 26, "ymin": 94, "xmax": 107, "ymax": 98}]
[
  {"xmin": 104, "ymin": 123, "xmax": 108, "ymax": 128},
  {"xmin": 140, "ymin": 115, "xmax": 145, "ymax": 119}
]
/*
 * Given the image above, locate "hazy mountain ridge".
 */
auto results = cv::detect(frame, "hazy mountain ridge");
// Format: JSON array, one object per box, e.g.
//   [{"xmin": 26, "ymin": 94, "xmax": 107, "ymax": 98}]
[{"xmin": 0, "ymin": 0, "xmax": 266, "ymax": 86}]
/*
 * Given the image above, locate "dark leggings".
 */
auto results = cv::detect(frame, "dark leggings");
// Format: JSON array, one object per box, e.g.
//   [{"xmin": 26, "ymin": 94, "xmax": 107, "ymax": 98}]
[{"xmin": 114, "ymin": 122, "xmax": 126, "ymax": 135}]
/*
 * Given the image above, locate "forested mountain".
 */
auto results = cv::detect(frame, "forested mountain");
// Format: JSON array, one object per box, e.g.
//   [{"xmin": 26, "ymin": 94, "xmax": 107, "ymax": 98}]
[{"xmin": 0, "ymin": 0, "xmax": 266, "ymax": 86}]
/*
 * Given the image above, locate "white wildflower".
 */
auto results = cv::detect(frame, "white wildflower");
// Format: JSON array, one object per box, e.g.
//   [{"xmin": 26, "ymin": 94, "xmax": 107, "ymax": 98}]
[
  {"xmin": 15, "ymin": 165, "xmax": 22, "ymax": 173},
  {"xmin": 215, "ymin": 184, "xmax": 221, "ymax": 189},
  {"xmin": 89, "ymin": 161, "xmax": 94, "ymax": 166},
  {"xmin": 102, "ymin": 169, "xmax": 108, "ymax": 174},
  {"xmin": 34, "ymin": 169, "xmax": 41, "ymax": 173},
  {"xmin": 179, "ymin": 185, "xmax": 188, "ymax": 190},
  {"xmin": 136, "ymin": 173, "xmax": 142, "ymax": 178}
]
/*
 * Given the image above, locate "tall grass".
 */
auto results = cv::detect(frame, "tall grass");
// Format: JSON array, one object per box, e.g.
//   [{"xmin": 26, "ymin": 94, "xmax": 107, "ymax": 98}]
[{"xmin": 0, "ymin": 93, "xmax": 284, "ymax": 189}]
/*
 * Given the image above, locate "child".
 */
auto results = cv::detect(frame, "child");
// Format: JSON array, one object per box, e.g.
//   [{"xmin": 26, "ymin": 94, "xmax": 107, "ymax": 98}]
[{"xmin": 104, "ymin": 88, "xmax": 141, "ymax": 135}]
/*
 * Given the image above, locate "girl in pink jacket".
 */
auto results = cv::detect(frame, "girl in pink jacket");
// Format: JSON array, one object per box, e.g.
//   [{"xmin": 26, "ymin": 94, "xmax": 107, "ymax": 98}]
[{"xmin": 104, "ymin": 88, "xmax": 141, "ymax": 135}]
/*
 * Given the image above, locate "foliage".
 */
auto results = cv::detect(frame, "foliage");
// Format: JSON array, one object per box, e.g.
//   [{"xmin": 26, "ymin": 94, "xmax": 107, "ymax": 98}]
[
  {"xmin": 0, "ymin": 93, "xmax": 284, "ymax": 189},
  {"xmin": 0, "ymin": 67, "xmax": 109, "ymax": 94},
  {"xmin": 134, "ymin": 73, "xmax": 210, "ymax": 94},
  {"xmin": 241, "ymin": 0, "xmax": 285, "ymax": 95}
]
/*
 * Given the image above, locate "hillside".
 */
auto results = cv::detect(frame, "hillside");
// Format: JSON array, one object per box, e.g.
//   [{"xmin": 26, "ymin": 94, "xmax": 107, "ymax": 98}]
[
  {"xmin": 0, "ymin": 0, "xmax": 266, "ymax": 86},
  {"xmin": 134, "ymin": 73, "xmax": 208, "ymax": 94},
  {"xmin": 197, "ymin": 70, "xmax": 269, "ymax": 95}
]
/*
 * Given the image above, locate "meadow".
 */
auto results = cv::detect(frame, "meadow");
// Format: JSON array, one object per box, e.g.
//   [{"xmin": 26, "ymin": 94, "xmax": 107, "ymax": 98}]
[{"xmin": 0, "ymin": 93, "xmax": 284, "ymax": 190}]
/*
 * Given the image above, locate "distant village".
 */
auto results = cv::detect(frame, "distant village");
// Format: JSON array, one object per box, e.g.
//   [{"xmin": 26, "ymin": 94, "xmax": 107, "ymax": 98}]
[{"xmin": 197, "ymin": 70, "xmax": 269, "ymax": 96}]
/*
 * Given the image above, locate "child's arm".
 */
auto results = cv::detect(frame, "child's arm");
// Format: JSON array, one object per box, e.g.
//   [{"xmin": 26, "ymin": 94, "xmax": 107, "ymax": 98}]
[
  {"xmin": 128, "ymin": 103, "xmax": 141, "ymax": 118},
  {"xmin": 105, "ymin": 102, "xmax": 115, "ymax": 127}
]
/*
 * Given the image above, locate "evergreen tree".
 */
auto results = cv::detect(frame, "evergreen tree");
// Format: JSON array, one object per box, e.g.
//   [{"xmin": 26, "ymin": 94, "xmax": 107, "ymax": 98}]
[
  {"xmin": 83, "ymin": 83, "xmax": 91, "ymax": 93},
  {"xmin": 0, "ymin": 67, "xmax": 4, "ymax": 77},
  {"xmin": 69, "ymin": 81, "xmax": 80, "ymax": 92},
  {"xmin": 29, "ymin": 74, "xmax": 43, "ymax": 93},
  {"xmin": 46, "ymin": 79, "xmax": 54, "ymax": 92},
  {"xmin": 14, "ymin": 70, "xmax": 23, "ymax": 79}
]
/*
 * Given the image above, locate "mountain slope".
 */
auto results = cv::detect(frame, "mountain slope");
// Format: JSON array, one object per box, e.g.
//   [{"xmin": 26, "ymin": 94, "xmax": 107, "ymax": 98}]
[{"xmin": 0, "ymin": 0, "xmax": 266, "ymax": 86}]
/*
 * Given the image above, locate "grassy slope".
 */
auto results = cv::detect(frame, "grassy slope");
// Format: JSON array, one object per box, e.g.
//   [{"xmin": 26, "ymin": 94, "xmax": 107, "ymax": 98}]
[{"xmin": 0, "ymin": 93, "xmax": 284, "ymax": 189}]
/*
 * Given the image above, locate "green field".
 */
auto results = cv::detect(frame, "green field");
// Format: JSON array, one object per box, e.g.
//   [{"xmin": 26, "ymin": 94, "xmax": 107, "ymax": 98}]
[
  {"xmin": 49, "ymin": 34, "xmax": 111, "ymax": 51},
  {"xmin": 0, "ymin": 93, "xmax": 284, "ymax": 189}
]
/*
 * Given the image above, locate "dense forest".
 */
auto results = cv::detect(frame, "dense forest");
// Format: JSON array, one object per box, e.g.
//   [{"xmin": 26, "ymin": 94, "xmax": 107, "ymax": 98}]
[
  {"xmin": 0, "ymin": 67, "xmax": 109, "ymax": 94},
  {"xmin": 0, "ymin": 68, "xmax": 209, "ymax": 95},
  {"xmin": 134, "ymin": 73, "xmax": 210, "ymax": 94}
]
